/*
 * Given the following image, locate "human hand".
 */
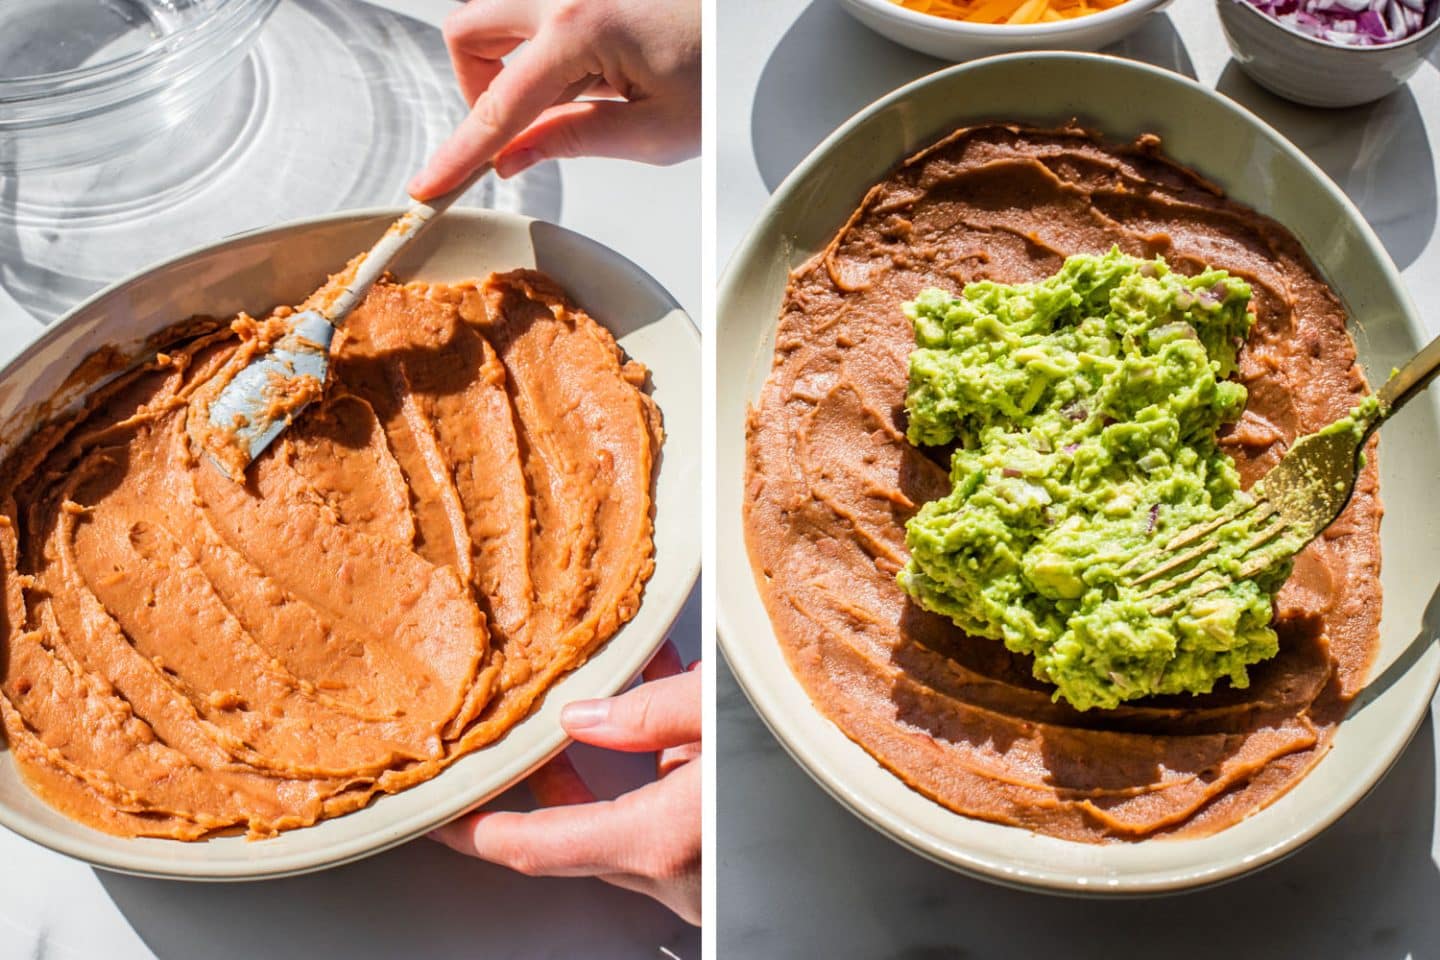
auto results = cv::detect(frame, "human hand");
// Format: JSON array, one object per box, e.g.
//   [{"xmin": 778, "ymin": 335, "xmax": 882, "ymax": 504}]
[
  {"xmin": 408, "ymin": 0, "xmax": 701, "ymax": 199},
  {"xmin": 430, "ymin": 641, "xmax": 702, "ymax": 925}
]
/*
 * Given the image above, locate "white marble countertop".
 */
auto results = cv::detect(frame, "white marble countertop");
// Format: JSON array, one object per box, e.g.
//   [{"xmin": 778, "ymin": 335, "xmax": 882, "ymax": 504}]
[
  {"xmin": 718, "ymin": 0, "xmax": 1440, "ymax": 955},
  {"xmin": 0, "ymin": 1, "xmax": 700, "ymax": 958}
]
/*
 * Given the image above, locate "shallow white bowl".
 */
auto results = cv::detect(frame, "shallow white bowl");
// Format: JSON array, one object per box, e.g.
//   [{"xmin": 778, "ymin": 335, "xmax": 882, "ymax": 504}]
[
  {"xmin": 717, "ymin": 51, "xmax": 1440, "ymax": 894},
  {"xmin": 0, "ymin": 208, "xmax": 700, "ymax": 880},
  {"xmin": 1217, "ymin": 0, "xmax": 1440, "ymax": 108},
  {"xmin": 836, "ymin": 0, "xmax": 1173, "ymax": 60}
]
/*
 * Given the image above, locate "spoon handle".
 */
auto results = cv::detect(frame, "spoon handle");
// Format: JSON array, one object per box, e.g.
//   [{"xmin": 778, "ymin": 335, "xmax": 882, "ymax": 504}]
[
  {"xmin": 319, "ymin": 162, "xmax": 493, "ymax": 328},
  {"xmin": 1376, "ymin": 327, "xmax": 1440, "ymax": 422}
]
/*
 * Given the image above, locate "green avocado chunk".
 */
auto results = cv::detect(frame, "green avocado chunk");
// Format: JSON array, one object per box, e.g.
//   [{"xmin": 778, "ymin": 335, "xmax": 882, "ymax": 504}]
[{"xmin": 900, "ymin": 248, "xmax": 1291, "ymax": 711}]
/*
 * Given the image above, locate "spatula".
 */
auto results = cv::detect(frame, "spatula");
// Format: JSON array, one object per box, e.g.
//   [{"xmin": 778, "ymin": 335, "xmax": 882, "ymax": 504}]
[{"xmin": 202, "ymin": 162, "xmax": 491, "ymax": 478}]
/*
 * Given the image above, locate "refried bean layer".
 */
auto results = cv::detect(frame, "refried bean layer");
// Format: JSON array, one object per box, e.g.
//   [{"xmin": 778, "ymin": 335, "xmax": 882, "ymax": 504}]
[
  {"xmin": 0, "ymin": 269, "xmax": 661, "ymax": 840},
  {"xmin": 743, "ymin": 124, "xmax": 1381, "ymax": 842}
]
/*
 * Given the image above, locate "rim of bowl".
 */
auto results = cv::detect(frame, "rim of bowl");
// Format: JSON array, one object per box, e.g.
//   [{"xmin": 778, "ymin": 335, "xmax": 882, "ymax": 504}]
[
  {"xmin": 0, "ymin": 206, "xmax": 696, "ymax": 390},
  {"xmin": 0, "ymin": 205, "xmax": 700, "ymax": 880},
  {"xmin": 844, "ymin": 0, "xmax": 1172, "ymax": 36},
  {"xmin": 1222, "ymin": 0, "xmax": 1440, "ymax": 53},
  {"xmin": 0, "ymin": 0, "xmax": 279, "ymax": 98},
  {"xmin": 717, "ymin": 49, "xmax": 1437, "ymax": 895}
]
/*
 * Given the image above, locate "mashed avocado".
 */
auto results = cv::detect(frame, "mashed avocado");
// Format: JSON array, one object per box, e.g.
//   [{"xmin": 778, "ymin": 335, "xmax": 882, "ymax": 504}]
[{"xmin": 900, "ymin": 249, "xmax": 1291, "ymax": 711}]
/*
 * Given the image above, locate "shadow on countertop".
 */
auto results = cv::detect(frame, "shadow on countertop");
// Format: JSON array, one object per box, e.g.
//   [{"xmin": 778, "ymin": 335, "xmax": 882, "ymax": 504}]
[
  {"xmin": 1105, "ymin": 12, "xmax": 1199, "ymax": 79},
  {"xmin": 749, "ymin": 0, "xmax": 945, "ymax": 194},
  {"xmin": 749, "ymin": 1, "xmax": 1196, "ymax": 195},
  {"xmin": 718, "ymin": 658, "xmax": 1440, "ymax": 960},
  {"xmin": 1216, "ymin": 61, "xmax": 1436, "ymax": 270},
  {"xmin": 98, "ymin": 815, "xmax": 698, "ymax": 960}
]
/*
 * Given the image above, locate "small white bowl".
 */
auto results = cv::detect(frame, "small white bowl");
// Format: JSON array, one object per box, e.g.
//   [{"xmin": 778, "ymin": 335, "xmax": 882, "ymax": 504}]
[
  {"xmin": 835, "ymin": 0, "xmax": 1174, "ymax": 60},
  {"xmin": 718, "ymin": 51, "xmax": 1440, "ymax": 894},
  {"xmin": 1217, "ymin": 0, "xmax": 1440, "ymax": 108},
  {"xmin": 0, "ymin": 208, "xmax": 700, "ymax": 880}
]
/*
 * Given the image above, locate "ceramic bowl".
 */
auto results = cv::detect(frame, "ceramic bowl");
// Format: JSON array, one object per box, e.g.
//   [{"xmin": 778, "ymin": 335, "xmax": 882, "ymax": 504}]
[
  {"xmin": 1217, "ymin": 0, "xmax": 1440, "ymax": 108},
  {"xmin": 834, "ymin": 0, "xmax": 1173, "ymax": 60},
  {"xmin": 717, "ymin": 51, "xmax": 1440, "ymax": 894},
  {"xmin": 0, "ymin": 208, "xmax": 700, "ymax": 880}
]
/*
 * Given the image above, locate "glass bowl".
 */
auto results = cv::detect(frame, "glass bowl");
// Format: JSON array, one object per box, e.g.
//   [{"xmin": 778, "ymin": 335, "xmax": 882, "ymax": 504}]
[{"xmin": 0, "ymin": 0, "xmax": 281, "ymax": 172}]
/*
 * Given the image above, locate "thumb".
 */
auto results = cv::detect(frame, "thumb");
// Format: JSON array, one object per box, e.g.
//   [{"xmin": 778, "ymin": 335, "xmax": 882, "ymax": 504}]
[
  {"xmin": 493, "ymin": 99, "xmax": 686, "ymax": 177},
  {"xmin": 561, "ymin": 668, "xmax": 700, "ymax": 751}
]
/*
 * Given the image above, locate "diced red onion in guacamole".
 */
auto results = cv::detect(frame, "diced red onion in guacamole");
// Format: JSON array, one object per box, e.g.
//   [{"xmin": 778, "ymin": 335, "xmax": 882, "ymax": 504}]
[{"xmin": 1242, "ymin": 0, "xmax": 1430, "ymax": 45}]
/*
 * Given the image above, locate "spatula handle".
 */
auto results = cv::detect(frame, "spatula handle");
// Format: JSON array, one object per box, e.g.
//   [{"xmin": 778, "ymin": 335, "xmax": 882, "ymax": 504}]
[
  {"xmin": 317, "ymin": 75, "xmax": 596, "ymax": 327},
  {"xmin": 321, "ymin": 162, "xmax": 493, "ymax": 326}
]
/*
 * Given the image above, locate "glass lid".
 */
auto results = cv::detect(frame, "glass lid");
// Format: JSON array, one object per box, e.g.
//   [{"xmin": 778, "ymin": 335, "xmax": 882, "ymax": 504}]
[{"xmin": 0, "ymin": 0, "xmax": 562, "ymax": 323}]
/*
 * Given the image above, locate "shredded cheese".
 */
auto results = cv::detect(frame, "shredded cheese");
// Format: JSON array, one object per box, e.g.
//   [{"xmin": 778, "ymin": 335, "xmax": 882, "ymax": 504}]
[{"xmin": 895, "ymin": 0, "xmax": 1126, "ymax": 24}]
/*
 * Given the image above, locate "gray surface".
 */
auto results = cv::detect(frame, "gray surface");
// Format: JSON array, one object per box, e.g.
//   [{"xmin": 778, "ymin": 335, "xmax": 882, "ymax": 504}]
[
  {"xmin": 718, "ymin": 0, "xmax": 1440, "ymax": 955},
  {"xmin": 0, "ymin": 0, "xmax": 700, "ymax": 957}
]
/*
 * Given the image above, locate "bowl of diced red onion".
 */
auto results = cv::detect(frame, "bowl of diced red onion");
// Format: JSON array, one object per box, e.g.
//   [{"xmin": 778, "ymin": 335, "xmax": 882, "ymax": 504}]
[{"xmin": 1217, "ymin": 0, "xmax": 1439, "ymax": 106}]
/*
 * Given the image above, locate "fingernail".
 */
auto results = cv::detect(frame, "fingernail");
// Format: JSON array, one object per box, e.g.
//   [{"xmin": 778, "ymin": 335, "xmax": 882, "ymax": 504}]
[
  {"xmin": 561, "ymin": 699, "xmax": 610, "ymax": 729},
  {"xmin": 495, "ymin": 149, "xmax": 539, "ymax": 179},
  {"xmin": 406, "ymin": 172, "xmax": 433, "ymax": 200}
]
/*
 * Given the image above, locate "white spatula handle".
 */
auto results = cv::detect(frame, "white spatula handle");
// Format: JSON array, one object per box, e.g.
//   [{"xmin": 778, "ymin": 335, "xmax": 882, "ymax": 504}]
[{"xmin": 321, "ymin": 162, "xmax": 493, "ymax": 326}]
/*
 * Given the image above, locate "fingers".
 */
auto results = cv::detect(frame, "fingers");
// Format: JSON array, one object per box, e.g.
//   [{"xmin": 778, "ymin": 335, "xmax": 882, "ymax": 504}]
[
  {"xmin": 638, "ymin": 642, "xmax": 698, "ymax": 774},
  {"xmin": 409, "ymin": 35, "xmax": 578, "ymax": 200},
  {"xmin": 657, "ymin": 740, "xmax": 701, "ymax": 777},
  {"xmin": 428, "ymin": 809, "xmax": 494, "ymax": 856},
  {"xmin": 492, "ymin": 99, "xmax": 698, "ymax": 178},
  {"xmin": 562, "ymin": 667, "xmax": 701, "ymax": 751},
  {"xmin": 435, "ymin": 761, "xmax": 700, "ymax": 879},
  {"xmin": 439, "ymin": 0, "xmax": 536, "ymax": 107},
  {"xmin": 448, "ymin": 52, "xmax": 505, "ymax": 111},
  {"xmin": 527, "ymin": 750, "xmax": 596, "ymax": 807},
  {"xmin": 427, "ymin": 749, "xmax": 591, "ymax": 854},
  {"xmin": 602, "ymin": 868, "xmax": 702, "ymax": 927},
  {"xmin": 441, "ymin": 0, "xmax": 539, "ymax": 47},
  {"xmin": 643, "ymin": 639, "xmax": 684, "ymax": 683}
]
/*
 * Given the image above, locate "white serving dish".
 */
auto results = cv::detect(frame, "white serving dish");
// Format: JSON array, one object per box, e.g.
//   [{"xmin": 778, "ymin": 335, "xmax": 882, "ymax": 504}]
[
  {"xmin": 717, "ymin": 51, "xmax": 1440, "ymax": 894},
  {"xmin": 835, "ymin": 0, "xmax": 1173, "ymax": 60},
  {"xmin": 0, "ymin": 208, "xmax": 700, "ymax": 880}
]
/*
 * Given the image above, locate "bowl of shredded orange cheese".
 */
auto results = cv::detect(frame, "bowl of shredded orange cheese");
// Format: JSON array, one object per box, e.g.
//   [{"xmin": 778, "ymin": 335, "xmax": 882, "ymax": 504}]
[
  {"xmin": 897, "ymin": 0, "xmax": 1129, "ymax": 24},
  {"xmin": 837, "ymin": 0, "xmax": 1172, "ymax": 57}
]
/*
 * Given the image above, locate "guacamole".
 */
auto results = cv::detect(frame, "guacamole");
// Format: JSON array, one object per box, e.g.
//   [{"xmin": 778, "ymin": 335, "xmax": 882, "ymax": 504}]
[{"xmin": 900, "ymin": 249, "xmax": 1290, "ymax": 711}]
